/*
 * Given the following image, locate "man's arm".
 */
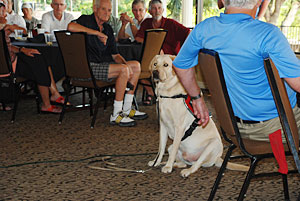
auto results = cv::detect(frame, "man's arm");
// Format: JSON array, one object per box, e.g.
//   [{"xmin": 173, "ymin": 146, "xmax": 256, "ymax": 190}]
[
  {"xmin": 285, "ymin": 77, "xmax": 300, "ymax": 93},
  {"xmin": 173, "ymin": 65, "xmax": 210, "ymax": 126},
  {"xmin": 67, "ymin": 22, "xmax": 108, "ymax": 45}
]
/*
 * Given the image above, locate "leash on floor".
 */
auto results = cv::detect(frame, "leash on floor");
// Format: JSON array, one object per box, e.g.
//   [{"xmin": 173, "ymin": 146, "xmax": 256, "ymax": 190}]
[
  {"xmin": 87, "ymin": 156, "xmax": 153, "ymax": 173},
  {"xmin": 0, "ymin": 152, "xmax": 157, "ymax": 170}
]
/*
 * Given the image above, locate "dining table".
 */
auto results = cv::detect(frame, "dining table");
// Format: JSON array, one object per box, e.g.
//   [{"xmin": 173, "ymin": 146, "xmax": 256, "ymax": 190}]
[{"xmin": 12, "ymin": 38, "xmax": 143, "ymax": 82}]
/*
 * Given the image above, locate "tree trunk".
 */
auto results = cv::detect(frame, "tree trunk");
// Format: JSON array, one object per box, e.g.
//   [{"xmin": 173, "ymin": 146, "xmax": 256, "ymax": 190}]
[
  {"xmin": 281, "ymin": 1, "xmax": 300, "ymax": 26},
  {"xmin": 265, "ymin": 0, "xmax": 285, "ymax": 25}
]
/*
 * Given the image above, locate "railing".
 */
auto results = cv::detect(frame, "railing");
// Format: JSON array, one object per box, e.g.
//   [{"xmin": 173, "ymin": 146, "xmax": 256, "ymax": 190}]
[{"xmin": 279, "ymin": 26, "xmax": 300, "ymax": 52}]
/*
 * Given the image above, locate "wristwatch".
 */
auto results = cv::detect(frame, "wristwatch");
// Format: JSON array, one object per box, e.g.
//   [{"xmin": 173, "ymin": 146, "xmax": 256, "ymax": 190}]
[{"xmin": 190, "ymin": 91, "xmax": 203, "ymax": 100}]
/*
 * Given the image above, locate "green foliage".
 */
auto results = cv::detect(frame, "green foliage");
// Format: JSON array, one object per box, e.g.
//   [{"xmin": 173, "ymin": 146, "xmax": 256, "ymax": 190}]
[
  {"xmin": 167, "ymin": 0, "xmax": 181, "ymax": 18},
  {"xmin": 118, "ymin": 0, "xmax": 134, "ymax": 17},
  {"xmin": 73, "ymin": 1, "xmax": 93, "ymax": 15}
]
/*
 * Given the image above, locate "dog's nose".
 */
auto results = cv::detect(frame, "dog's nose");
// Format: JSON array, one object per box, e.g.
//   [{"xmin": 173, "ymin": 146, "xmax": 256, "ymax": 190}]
[{"xmin": 152, "ymin": 70, "xmax": 159, "ymax": 79}]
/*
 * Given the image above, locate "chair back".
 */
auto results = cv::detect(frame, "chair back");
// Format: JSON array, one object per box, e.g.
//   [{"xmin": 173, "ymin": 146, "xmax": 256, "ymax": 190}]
[
  {"xmin": 139, "ymin": 29, "xmax": 167, "ymax": 79},
  {"xmin": 0, "ymin": 30, "xmax": 13, "ymax": 75},
  {"xmin": 198, "ymin": 49, "xmax": 278, "ymax": 155},
  {"xmin": 55, "ymin": 31, "xmax": 94, "ymax": 81},
  {"xmin": 264, "ymin": 58, "xmax": 300, "ymax": 171}
]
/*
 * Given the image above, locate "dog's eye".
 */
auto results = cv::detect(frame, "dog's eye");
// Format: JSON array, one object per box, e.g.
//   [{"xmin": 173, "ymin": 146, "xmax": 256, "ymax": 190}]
[
  {"xmin": 163, "ymin": 63, "xmax": 168, "ymax": 67},
  {"xmin": 154, "ymin": 63, "xmax": 157, "ymax": 66}
]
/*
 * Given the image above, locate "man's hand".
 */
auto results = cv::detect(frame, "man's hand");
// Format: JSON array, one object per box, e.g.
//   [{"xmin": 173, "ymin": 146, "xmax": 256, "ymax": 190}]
[
  {"xmin": 192, "ymin": 97, "xmax": 210, "ymax": 126},
  {"xmin": 21, "ymin": 48, "xmax": 40, "ymax": 57},
  {"xmin": 4, "ymin": 24, "xmax": 27, "ymax": 35},
  {"xmin": 96, "ymin": 31, "xmax": 108, "ymax": 45},
  {"xmin": 120, "ymin": 12, "xmax": 132, "ymax": 25},
  {"xmin": 112, "ymin": 54, "xmax": 126, "ymax": 64}
]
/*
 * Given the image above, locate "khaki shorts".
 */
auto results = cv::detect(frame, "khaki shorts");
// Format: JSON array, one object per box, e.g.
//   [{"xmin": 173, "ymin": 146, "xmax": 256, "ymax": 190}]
[{"xmin": 238, "ymin": 106, "xmax": 300, "ymax": 142}]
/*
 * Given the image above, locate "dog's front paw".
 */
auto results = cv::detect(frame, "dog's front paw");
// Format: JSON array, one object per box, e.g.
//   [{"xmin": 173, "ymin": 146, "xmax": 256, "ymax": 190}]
[
  {"xmin": 161, "ymin": 165, "xmax": 173, "ymax": 173},
  {"xmin": 148, "ymin": 160, "xmax": 160, "ymax": 167},
  {"xmin": 180, "ymin": 168, "xmax": 194, "ymax": 177}
]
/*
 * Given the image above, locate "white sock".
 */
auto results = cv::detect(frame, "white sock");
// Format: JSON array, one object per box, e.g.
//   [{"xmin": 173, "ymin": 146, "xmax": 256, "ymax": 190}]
[
  {"xmin": 123, "ymin": 94, "xmax": 134, "ymax": 112},
  {"xmin": 113, "ymin": 100, "xmax": 123, "ymax": 116}
]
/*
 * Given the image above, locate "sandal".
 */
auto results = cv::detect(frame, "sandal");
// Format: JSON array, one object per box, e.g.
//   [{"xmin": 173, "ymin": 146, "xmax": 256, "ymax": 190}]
[
  {"xmin": 41, "ymin": 105, "xmax": 62, "ymax": 114},
  {"xmin": 50, "ymin": 96, "xmax": 72, "ymax": 106},
  {"xmin": 0, "ymin": 103, "xmax": 12, "ymax": 111},
  {"xmin": 143, "ymin": 94, "xmax": 156, "ymax": 106}
]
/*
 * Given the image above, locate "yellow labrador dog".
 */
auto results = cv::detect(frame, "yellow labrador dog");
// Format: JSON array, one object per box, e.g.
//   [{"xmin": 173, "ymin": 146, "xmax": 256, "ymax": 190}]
[{"xmin": 148, "ymin": 55, "xmax": 248, "ymax": 177}]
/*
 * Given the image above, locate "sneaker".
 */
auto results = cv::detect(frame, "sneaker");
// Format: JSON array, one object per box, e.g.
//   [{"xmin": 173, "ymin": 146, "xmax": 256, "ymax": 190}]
[
  {"xmin": 124, "ymin": 109, "xmax": 148, "ymax": 120},
  {"xmin": 110, "ymin": 112, "xmax": 136, "ymax": 127}
]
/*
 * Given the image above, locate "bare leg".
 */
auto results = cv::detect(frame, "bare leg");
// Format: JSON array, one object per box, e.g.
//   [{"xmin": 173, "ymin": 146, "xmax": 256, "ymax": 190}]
[
  {"xmin": 125, "ymin": 60, "xmax": 141, "ymax": 95},
  {"xmin": 47, "ymin": 67, "xmax": 61, "ymax": 101},
  {"xmin": 107, "ymin": 64, "xmax": 130, "ymax": 101},
  {"xmin": 140, "ymin": 79, "xmax": 154, "ymax": 96},
  {"xmin": 38, "ymin": 85, "xmax": 61, "ymax": 112}
]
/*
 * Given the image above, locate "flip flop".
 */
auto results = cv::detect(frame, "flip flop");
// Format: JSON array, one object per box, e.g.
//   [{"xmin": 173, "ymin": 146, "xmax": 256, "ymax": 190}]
[
  {"xmin": 0, "ymin": 104, "xmax": 12, "ymax": 111},
  {"xmin": 41, "ymin": 105, "xmax": 61, "ymax": 114},
  {"xmin": 50, "ymin": 96, "xmax": 72, "ymax": 106},
  {"xmin": 143, "ymin": 94, "xmax": 155, "ymax": 106}
]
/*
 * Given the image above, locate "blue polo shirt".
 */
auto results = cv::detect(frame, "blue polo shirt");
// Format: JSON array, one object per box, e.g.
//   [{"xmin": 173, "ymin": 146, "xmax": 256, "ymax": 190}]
[{"xmin": 173, "ymin": 13, "xmax": 300, "ymax": 121}]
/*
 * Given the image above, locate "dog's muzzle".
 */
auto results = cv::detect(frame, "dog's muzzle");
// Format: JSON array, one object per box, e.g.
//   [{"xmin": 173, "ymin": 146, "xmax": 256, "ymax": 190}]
[{"xmin": 152, "ymin": 70, "xmax": 159, "ymax": 80}]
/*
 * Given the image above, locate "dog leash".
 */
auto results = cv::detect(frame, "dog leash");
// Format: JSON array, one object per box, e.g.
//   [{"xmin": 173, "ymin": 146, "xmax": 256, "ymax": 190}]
[{"xmin": 87, "ymin": 156, "xmax": 153, "ymax": 173}]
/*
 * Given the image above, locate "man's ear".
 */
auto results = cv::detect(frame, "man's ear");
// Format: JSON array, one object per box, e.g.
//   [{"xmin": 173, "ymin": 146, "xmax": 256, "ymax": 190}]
[
  {"xmin": 250, "ymin": 0, "xmax": 261, "ymax": 18},
  {"xmin": 93, "ymin": 4, "xmax": 96, "ymax": 13}
]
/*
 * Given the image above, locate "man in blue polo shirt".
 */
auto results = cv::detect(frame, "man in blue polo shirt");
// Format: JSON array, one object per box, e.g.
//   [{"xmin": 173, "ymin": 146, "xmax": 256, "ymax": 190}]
[{"xmin": 173, "ymin": 0, "xmax": 300, "ymax": 141}]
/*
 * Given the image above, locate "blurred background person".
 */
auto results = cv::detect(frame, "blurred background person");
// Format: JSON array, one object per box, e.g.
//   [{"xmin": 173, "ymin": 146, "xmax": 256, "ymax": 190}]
[
  {"xmin": 107, "ymin": 14, "xmax": 121, "ymax": 40},
  {"xmin": 118, "ymin": 0, "xmax": 150, "ymax": 42},
  {"xmin": 135, "ymin": 0, "xmax": 190, "ymax": 106},
  {"xmin": 21, "ymin": 2, "xmax": 40, "ymax": 31},
  {"xmin": 5, "ymin": 0, "xmax": 26, "ymax": 37},
  {"xmin": 41, "ymin": 0, "xmax": 74, "ymax": 33}
]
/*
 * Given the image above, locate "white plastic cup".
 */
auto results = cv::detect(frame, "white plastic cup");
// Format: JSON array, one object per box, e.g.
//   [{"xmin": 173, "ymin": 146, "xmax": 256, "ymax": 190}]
[
  {"xmin": 44, "ymin": 33, "xmax": 52, "ymax": 45},
  {"xmin": 37, "ymin": 28, "xmax": 45, "ymax": 34},
  {"xmin": 14, "ymin": 29, "xmax": 23, "ymax": 39}
]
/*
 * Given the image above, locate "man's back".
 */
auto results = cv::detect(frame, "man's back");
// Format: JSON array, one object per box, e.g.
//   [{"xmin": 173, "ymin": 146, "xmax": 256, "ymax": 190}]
[{"xmin": 174, "ymin": 13, "xmax": 300, "ymax": 121}]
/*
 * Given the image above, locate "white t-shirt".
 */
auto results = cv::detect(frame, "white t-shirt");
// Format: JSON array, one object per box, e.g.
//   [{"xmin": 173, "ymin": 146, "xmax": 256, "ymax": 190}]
[
  {"xmin": 41, "ymin": 11, "xmax": 74, "ymax": 33},
  {"xmin": 6, "ymin": 11, "xmax": 27, "ymax": 37},
  {"xmin": 125, "ymin": 13, "xmax": 151, "ymax": 41}
]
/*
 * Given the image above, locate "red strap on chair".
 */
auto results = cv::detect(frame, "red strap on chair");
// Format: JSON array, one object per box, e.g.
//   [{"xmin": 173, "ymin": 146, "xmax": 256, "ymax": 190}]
[{"xmin": 269, "ymin": 129, "xmax": 288, "ymax": 174}]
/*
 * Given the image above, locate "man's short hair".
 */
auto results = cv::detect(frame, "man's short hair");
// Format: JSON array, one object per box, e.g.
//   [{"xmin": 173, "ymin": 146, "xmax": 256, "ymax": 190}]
[
  {"xmin": 94, "ymin": 0, "xmax": 111, "ymax": 9},
  {"xmin": 51, "ymin": 0, "xmax": 66, "ymax": 4},
  {"xmin": 132, "ymin": 0, "xmax": 146, "ymax": 9},
  {"xmin": 224, "ymin": 0, "xmax": 258, "ymax": 9},
  {"xmin": 148, "ymin": 0, "xmax": 162, "ymax": 10}
]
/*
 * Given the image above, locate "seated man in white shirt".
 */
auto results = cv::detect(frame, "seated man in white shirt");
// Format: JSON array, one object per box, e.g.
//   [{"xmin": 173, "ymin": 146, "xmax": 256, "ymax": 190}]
[
  {"xmin": 41, "ymin": 0, "xmax": 74, "ymax": 33},
  {"xmin": 6, "ymin": 0, "xmax": 26, "ymax": 37},
  {"xmin": 118, "ymin": 0, "xmax": 150, "ymax": 42}
]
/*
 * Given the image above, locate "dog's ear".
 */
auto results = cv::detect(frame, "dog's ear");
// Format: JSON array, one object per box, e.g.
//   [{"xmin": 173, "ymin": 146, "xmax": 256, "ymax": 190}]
[
  {"xmin": 149, "ymin": 55, "xmax": 159, "ymax": 71},
  {"xmin": 169, "ymin": 55, "xmax": 176, "ymax": 61}
]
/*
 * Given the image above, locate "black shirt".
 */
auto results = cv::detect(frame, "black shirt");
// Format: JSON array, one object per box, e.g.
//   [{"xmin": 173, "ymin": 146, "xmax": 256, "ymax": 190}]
[{"xmin": 73, "ymin": 13, "xmax": 118, "ymax": 63}]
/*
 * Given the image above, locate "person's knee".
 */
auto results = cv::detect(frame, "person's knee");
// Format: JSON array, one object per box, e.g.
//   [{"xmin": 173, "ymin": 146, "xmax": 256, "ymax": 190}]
[
  {"xmin": 120, "ymin": 65, "xmax": 130, "ymax": 80},
  {"xmin": 130, "ymin": 61, "xmax": 141, "ymax": 74}
]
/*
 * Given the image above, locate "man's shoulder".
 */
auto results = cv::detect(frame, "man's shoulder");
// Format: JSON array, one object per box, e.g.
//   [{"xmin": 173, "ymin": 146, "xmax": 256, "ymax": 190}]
[
  {"xmin": 64, "ymin": 12, "xmax": 74, "ymax": 20},
  {"xmin": 140, "ymin": 18, "xmax": 152, "ymax": 27},
  {"xmin": 42, "ymin": 11, "xmax": 52, "ymax": 19}
]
